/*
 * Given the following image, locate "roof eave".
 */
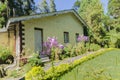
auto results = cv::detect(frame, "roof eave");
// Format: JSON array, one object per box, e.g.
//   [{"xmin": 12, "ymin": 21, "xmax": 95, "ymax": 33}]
[{"xmin": 0, "ymin": 9, "xmax": 89, "ymax": 33}]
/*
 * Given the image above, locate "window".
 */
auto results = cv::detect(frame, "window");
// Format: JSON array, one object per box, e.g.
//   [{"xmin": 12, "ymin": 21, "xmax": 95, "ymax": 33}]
[
  {"xmin": 64, "ymin": 32, "xmax": 69, "ymax": 43},
  {"xmin": 76, "ymin": 33, "xmax": 79, "ymax": 42}
]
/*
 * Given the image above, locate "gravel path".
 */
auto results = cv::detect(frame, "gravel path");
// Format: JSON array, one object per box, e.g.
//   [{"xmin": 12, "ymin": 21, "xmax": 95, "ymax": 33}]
[{"xmin": 43, "ymin": 51, "xmax": 98, "ymax": 71}]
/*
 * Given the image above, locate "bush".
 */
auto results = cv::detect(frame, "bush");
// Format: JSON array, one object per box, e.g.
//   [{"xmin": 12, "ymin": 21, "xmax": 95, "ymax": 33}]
[
  {"xmin": 90, "ymin": 43, "xmax": 101, "ymax": 51},
  {"xmin": 25, "ymin": 66, "xmax": 45, "ymax": 80},
  {"xmin": 25, "ymin": 48, "xmax": 115, "ymax": 80},
  {"xmin": 45, "ymin": 64, "xmax": 70, "ymax": 80},
  {"xmin": 62, "ymin": 44, "xmax": 73, "ymax": 58},
  {"xmin": 62, "ymin": 43, "xmax": 87, "ymax": 59},
  {"xmin": 28, "ymin": 53, "xmax": 42, "ymax": 67},
  {"xmin": 0, "ymin": 46, "xmax": 14, "ymax": 64}
]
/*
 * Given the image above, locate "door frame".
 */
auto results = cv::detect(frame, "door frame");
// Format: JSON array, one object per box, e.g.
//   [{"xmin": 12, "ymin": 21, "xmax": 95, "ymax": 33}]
[{"xmin": 34, "ymin": 28, "xmax": 43, "ymax": 52}]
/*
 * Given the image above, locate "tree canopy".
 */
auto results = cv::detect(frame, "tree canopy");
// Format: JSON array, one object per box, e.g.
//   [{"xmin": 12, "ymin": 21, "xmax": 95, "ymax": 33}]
[
  {"xmin": 75, "ymin": 0, "xmax": 106, "ymax": 46},
  {"xmin": 0, "ymin": 0, "xmax": 7, "ymax": 28}
]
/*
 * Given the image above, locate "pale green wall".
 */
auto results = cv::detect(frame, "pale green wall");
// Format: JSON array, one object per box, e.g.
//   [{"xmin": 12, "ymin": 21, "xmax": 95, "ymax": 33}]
[
  {"xmin": 0, "ymin": 31, "xmax": 15, "ymax": 55},
  {"xmin": 23, "ymin": 13, "xmax": 84, "ymax": 51}
]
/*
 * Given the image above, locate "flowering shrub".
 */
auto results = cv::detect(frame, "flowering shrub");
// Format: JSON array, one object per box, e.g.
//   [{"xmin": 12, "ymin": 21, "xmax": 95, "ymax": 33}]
[
  {"xmin": 42, "ymin": 37, "xmax": 64, "ymax": 60},
  {"xmin": 74, "ymin": 35, "xmax": 89, "ymax": 55},
  {"xmin": 77, "ymin": 35, "xmax": 89, "ymax": 42},
  {"xmin": 25, "ymin": 48, "xmax": 115, "ymax": 80}
]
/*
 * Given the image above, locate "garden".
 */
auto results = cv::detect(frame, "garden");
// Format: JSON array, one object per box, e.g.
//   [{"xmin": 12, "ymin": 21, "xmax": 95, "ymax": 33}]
[
  {"xmin": 0, "ymin": 34, "xmax": 120, "ymax": 80},
  {"xmin": 0, "ymin": 0, "xmax": 120, "ymax": 80},
  {"xmin": 0, "ymin": 35, "xmax": 120, "ymax": 80},
  {"xmin": 24, "ymin": 36, "xmax": 120, "ymax": 80}
]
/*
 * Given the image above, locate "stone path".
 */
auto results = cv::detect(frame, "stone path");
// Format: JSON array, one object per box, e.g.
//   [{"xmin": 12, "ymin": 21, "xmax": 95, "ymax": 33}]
[{"xmin": 44, "ymin": 51, "xmax": 97, "ymax": 71}]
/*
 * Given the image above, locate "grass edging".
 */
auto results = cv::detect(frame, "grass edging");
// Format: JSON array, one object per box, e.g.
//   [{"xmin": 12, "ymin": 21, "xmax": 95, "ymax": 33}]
[{"xmin": 25, "ymin": 48, "xmax": 116, "ymax": 80}]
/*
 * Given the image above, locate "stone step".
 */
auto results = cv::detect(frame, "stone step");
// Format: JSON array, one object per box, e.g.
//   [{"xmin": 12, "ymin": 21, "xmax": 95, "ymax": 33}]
[{"xmin": 41, "ymin": 57, "xmax": 50, "ymax": 63}]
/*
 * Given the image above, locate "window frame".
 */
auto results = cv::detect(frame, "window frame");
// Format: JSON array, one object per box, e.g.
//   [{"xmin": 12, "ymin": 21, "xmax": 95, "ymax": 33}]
[
  {"xmin": 76, "ymin": 33, "xmax": 79, "ymax": 42},
  {"xmin": 64, "ymin": 32, "xmax": 69, "ymax": 43}
]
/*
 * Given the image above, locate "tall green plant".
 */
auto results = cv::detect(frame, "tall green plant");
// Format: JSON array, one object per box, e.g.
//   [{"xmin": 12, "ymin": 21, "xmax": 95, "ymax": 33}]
[{"xmin": 75, "ymin": 0, "xmax": 106, "ymax": 45}]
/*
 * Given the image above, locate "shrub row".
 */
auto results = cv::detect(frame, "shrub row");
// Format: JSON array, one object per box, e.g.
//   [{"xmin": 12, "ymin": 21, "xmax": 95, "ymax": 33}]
[{"xmin": 25, "ymin": 48, "xmax": 115, "ymax": 80}]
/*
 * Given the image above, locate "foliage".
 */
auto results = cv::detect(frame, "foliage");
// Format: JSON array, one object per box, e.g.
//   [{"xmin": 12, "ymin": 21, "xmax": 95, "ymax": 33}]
[
  {"xmin": 38, "ymin": 0, "xmax": 50, "ymax": 13},
  {"xmin": 73, "ymin": 0, "xmax": 80, "ymax": 10},
  {"xmin": 0, "ymin": 0, "xmax": 35, "ymax": 28},
  {"xmin": 86, "ymin": 43, "xmax": 101, "ymax": 51},
  {"xmin": 25, "ymin": 48, "xmax": 115, "ymax": 80},
  {"xmin": 45, "ymin": 64, "xmax": 70, "ymax": 80},
  {"xmin": 0, "ymin": 1, "xmax": 7, "ymax": 28},
  {"xmin": 62, "ymin": 44, "xmax": 73, "ymax": 58},
  {"xmin": 42, "ymin": 37, "xmax": 64, "ymax": 60},
  {"xmin": 106, "ymin": 30, "xmax": 120, "ymax": 48},
  {"xmin": 50, "ymin": 0, "xmax": 56, "ymax": 12},
  {"xmin": 7, "ymin": 0, "xmax": 35, "ymax": 16},
  {"xmin": 107, "ymin": 0, "xmax": 120, "ymax": 48},
  {"xmin": 0, "ymin": 46, "xmax": 13, "ymax": 64},
  {"xmin": 108, "ymin": 0, "xmax": 120, "ymax": 19},
  {"xmin": 28, "ymin": 53, "xmax": 42, "ymax": 67},
  {"xmin": 75, "ymin": 0, "xmax": 107, "ymax": 46},
  {"xmin": 25, "ymin": 66, "xmax": 45, "ymax": 80},
  {"xmin": 61, "ymin": 35, "xmax": 88, "ymax": 59}
]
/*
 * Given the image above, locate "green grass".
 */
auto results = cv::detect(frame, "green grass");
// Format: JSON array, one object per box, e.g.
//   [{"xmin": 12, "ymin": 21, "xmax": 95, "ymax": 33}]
[{"xmin": 59, "ymin": 49, "xmax": 120, "ymax": 80}]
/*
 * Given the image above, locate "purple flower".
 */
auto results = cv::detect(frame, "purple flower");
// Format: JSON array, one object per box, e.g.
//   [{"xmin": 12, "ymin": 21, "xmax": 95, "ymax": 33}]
[
  {"xmin": 84, "ymin": 36, "xmax": 89, "ymax": 41},
  {"xmin": 77, "ymin": 35, "xmax": 89, "ymax": 42},
  {"xmin": 47, "ymin": 37, "xmax": 58, "ymax": 47},
  {"xmin": 42, "ymin": 37, "xmax": 64, "ymax": 56},
  {"xmin": 58, "ymin": 44, "xmax": 64, "ymax": 49}
]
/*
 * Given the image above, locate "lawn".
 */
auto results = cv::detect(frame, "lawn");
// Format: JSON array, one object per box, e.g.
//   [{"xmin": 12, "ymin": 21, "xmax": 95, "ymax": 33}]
[{"xmin": 59, "ymin": 49, "xmax": 120, "ymax": 80}]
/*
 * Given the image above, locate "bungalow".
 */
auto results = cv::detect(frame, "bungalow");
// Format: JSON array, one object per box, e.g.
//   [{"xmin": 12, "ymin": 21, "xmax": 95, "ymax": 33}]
[{"xmin": 0, "ymin": 9, "xmax": 88, "ymax": 57}]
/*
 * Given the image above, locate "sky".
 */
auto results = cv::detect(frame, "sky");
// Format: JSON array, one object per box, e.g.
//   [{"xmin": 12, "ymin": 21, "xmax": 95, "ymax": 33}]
[{"xmin": 35, "ymin": 0, "xmax": 108, "ymax": 14}]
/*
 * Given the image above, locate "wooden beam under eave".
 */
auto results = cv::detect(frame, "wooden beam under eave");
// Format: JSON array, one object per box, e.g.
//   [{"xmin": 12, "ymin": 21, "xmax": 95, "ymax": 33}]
[{"xmin": 19, "ymin": 21, "xmax": 23, "ymax": 55}]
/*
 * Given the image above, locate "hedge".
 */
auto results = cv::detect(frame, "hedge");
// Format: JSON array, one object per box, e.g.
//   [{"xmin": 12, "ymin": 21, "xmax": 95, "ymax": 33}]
[{"xmin": 25, "ymin": 48, "xmax": 116, "ymax": 80}]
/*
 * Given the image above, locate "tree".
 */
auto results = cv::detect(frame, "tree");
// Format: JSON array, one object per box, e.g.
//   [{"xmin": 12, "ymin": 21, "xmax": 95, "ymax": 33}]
[
  {"xmin": 7, "ymin": 0, "xmax": 35, "ymax": 17},
  {"xmin": 38, "ymin": 0, "xmax": 49, "ymax": 13},
  {"xmin": 107, "ymin": 0, "xmax": 120, "ymax": 48},
  {"xmin": 108, "ymin": 0, "xmax": 120, "ymax": 32},
  {"xmin": 22, "ymin": 0, "xmax": 36, "ymax": 15},
  {"xmin": 73, "ymin": 0, "xmax": 80, "ymax": 10},
  {"xmin": 0, "ymin": 0, "xmax": 7, "ymax": 28},
  {"xmin": 50, "ymin": 0, "xmax": 56, "ymax": 12},
  {"xmin": 77, "ymin": 0, "xmax": 106, "ymax": 46},
  {"xmin": 0, "ymin": 0, "xmax": 35, "ymax": 28}
]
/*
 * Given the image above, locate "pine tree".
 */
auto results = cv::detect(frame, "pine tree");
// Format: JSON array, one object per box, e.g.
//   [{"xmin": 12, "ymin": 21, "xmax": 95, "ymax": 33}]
[
  {"xmin": 50, "ymin": 0, "xmax": 56, "ymax": 12},
  {"xmin": 77, "ymin": 0, "xmax": 106, "ymax": 45},
  {"xmin": 7, "ymin": 0, "xmax": 35, "ymax": 17},
  {"xmin": 39, "ymin": 0, "xmax": 49, "ymax": 13},
  {"xmin": 23, "ymin": 0, "xmax": 36, "ymax": 15},
  {"xmin": 0, "ymin": 0, "xmax": 35, "ymax": 28},
  {"xmin": 108, "ymin": 0, "xmax": 120, "ymax": 32}
]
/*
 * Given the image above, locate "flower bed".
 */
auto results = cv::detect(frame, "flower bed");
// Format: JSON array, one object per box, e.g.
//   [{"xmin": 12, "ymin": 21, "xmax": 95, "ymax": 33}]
[{"xmin": 25, "ymin": 48, "xmax": 115, "ymax": 80}]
